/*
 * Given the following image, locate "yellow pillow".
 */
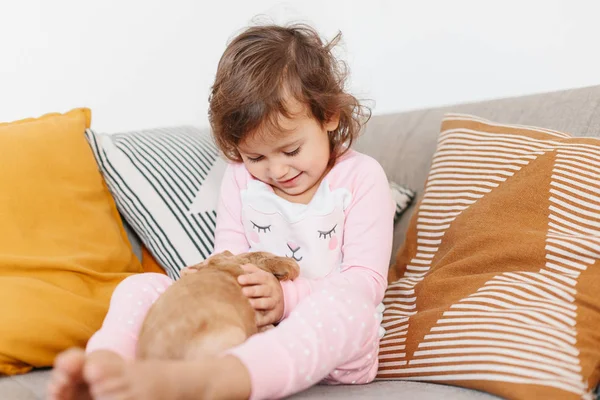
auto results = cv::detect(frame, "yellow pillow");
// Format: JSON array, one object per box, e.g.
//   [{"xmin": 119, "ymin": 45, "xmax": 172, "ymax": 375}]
[
  {"xmin": 0, "ymin": 108, "xmax": 143, "ymax": 374},
  {"xmin": 141, "ymin": 246, "xmax": 167, "ymax": 275}
]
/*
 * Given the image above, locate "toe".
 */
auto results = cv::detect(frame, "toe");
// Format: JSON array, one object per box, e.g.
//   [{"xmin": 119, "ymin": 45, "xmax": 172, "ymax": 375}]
[
  {"xmin": 48, "ymin": 349, "xmax": 87, "ymax": 400},
  {"xmin": 54, "ymin": 348, "xmax": 86, "ymax": 380},
  {"xmin": 83, "ymin": 351, "xmax": 127, "ymax": 394}
]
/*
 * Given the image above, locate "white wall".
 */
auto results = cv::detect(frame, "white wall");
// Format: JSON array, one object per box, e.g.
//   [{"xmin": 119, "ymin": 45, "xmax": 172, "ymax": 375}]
[{"xmin": 1, "ymin": 0, "xmax": 599, "ymax": 133}]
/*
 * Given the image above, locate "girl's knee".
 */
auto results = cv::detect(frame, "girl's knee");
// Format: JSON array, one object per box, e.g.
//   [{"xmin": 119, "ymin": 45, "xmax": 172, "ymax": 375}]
[
  {"xmin": 311, "ymin": 286, "xmax": 377, "ymax": 317},
  {"xmin": 112, "ymin": 273, "xmax": 172, "ymax": 302}
]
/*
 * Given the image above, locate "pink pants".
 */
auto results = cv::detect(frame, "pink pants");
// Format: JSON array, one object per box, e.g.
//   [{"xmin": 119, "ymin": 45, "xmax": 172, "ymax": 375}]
[{"xmin": 87, "ymin": 273, "xmax": 380, "ymax": 399}]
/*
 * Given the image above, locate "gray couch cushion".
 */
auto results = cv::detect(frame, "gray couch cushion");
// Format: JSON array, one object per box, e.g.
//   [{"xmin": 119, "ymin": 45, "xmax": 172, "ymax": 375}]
[
  {"xmin": 355, "ymin": 84, "xmax": 600, "ymax": 256},
  {"xmin": 0, "ymin": 377, "xmax": 38, "ymax": 400},
  {"xmin": 1, "ymin": 369, "xmax": 50, "ymax": 400},
  {"xmin": 123, "ymin": 219, "xmax": 143, "ymax": 262},
  {"xmin": 291, "ymin": 381, "xmax": 500, "ymax": 399},
  {"xmin": 1, "ymin": 369, "xmax": 501, "ymax": 400}
]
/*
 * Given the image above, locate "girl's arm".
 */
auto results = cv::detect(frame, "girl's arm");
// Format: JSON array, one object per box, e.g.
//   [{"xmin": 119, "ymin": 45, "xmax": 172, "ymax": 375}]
[
  {"xmin": 213, "ymin": 163, "xmax": 250, "ymax": 255},
  {"xmin": 280, "ymin": 157, "xmax": 395, "ymax": 317}
]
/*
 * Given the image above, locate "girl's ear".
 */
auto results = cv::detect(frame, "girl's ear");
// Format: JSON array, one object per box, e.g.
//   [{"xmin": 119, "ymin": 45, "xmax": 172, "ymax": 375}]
[{"xmin": 324, "ymin": 112, "xmax": 341, "ymax": 132}]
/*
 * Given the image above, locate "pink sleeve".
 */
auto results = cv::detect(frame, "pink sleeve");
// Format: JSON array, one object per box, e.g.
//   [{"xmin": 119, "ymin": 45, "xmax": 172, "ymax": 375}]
[
  {"xmin": 280, "ymin": 157, "xmax": 395, "ymax": 317},
  {"xmin": 213, "ymin": 163, "xmax": 250, "ymax": 255}
]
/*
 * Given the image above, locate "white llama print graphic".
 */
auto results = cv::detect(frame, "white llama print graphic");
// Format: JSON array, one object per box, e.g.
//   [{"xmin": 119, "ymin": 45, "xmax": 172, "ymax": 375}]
[{"xmin": 241, "ymin": 178, "xmax": 352, "ymax": 279}]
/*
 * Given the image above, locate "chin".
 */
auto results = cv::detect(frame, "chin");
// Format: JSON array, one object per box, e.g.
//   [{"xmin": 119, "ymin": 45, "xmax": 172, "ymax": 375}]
[{"xmin": 280, "ymin": 186, "xmax": 305, "ymax": 195}]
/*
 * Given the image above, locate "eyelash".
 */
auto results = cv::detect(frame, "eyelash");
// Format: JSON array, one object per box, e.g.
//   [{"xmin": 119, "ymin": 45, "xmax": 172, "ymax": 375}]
[
  {"xmin": 247, "ymin": 156, "xmax": 263, "ymax": 163},
  {"xmin": 246, "ymin": 147, "xmax": 301, "ymax": 163},
  {"xmin": 318, "ymin": 225, "xmax": 337, "ymax": 239},
  {"xmin": 252, "ymin": 222, "xmax": 271, "ymax": 233},
  {"xmin": 285, "ymin": 147, "xmax": 301, "ymax": 157}
]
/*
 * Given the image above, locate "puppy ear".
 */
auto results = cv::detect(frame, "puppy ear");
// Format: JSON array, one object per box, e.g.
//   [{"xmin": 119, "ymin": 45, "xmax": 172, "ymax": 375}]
[
  {"xmin": 220, "ymin": 250, "xmax": 234, "ymax": 257},
  {"xmin": 258, "ymin": 257, "xmax": 300, "ymax": 281}
]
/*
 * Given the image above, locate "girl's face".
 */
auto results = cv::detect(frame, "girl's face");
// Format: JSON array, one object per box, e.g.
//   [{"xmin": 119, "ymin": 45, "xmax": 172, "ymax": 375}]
[{"xmin": 237, "ymin": 99, "xmax": 339, "ymax": 200}]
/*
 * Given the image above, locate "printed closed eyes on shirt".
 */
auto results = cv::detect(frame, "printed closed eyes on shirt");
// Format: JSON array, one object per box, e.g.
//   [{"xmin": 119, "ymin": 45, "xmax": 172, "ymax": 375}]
[
  {"xmin": 318, "ymin": 224, "xmax": 337, "ymax": 239},
  {"xmin": 251, "ymin": 221, "xmax": 271, "ymax": 233},
  {"xmin": 251, "ymin": 220, "xmax": 338, "ymax": 239}
]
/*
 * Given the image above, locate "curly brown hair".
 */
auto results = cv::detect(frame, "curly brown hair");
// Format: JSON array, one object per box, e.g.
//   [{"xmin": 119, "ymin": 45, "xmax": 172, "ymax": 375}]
[{"xmin": 208, "ymin": 23, "xmax": 371, "ymax": 165}]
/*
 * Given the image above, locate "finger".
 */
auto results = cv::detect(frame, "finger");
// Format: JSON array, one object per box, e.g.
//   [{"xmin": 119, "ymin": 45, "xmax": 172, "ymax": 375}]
[
  {"xmin": 249, "ymin": 297, "xmax": 276, "ymax": 311},
  {"xmin": 240, "ymin": 263, "xmax": 260, "ymax": 273},
  {"xmin": 238, "ymin": 271, "xmax": 268, "ymax": 286},
  {"xmin": 255, "ymin": 311, "xmax": 273, "ymax": 328},
  {"xmin": 242, "ymin": 284, "xmax": 272, "ymax": 298},
  {"xmin": 255, "ymin": 314, "xmax": 269, "ymax": 328}
]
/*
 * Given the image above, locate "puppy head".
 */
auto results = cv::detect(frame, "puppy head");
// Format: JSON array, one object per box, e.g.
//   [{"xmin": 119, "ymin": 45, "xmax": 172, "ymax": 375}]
[
  {"xmin": 187, "ymin": 251, "xmax": 299, "ymax": 281},
  {"xmin": 188, "ymin": 250, "xmax": 236, "ymax": 270}
]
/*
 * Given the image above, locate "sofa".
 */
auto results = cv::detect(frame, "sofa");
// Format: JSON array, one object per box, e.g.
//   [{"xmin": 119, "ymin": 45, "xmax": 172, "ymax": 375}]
[{"xmin": 1, "ymin": 84, "xmax": 599, "ymax": 399}]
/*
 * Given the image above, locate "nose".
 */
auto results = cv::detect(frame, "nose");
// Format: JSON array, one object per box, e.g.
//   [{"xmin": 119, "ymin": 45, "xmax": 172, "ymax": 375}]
[
  {"xmin": 287, "ymin": 241, "xmax": 299, "ymax": 251},
  {"xmin": 270, "ymin": 161, "xmax": 289, "ymax": 181}
]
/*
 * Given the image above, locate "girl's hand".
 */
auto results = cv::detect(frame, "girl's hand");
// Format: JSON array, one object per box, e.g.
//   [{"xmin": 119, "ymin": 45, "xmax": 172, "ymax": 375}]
[
  {"xmin": 180, "ymin": 266, "xmax": 200, "ymax": 277},
  {"xmin": 238, "ymin": 264, "xmax": 284, "ymax": 327}
]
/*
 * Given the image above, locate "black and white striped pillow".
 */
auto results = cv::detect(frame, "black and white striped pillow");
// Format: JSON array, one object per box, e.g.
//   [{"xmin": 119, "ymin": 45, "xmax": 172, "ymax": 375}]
[
  {"xmin": 86, "ymin": 126, "xmax": 416, "ymax": 279},
  {"xmin": 86, "ymin": 126, "xmax": 224, "ymax": 279},
  {"xmin": 390, "ymin": 181, "xmax": 415, "ymax": 223}
]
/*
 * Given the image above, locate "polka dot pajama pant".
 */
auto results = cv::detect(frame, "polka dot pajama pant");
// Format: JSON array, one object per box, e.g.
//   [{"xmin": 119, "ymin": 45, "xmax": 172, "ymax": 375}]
[
  {"xmin": 86, "ymin": 273, "xmax": 381, "ymax": 399},
  {"xmin": 86, "ymin": 273, "xmax": 173, "ymax": 359}
]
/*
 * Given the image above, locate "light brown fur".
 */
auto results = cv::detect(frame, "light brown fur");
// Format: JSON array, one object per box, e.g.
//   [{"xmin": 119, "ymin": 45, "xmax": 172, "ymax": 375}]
[{"xmin": 136, "ymin": 251, "xmax": 299, "ymax": 360}]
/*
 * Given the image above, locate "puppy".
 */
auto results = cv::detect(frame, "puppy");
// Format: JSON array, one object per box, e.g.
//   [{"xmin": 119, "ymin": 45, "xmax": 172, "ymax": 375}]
[{"xmin": 136, "ymin": 250, "xmax": 299, "ymax": 360}]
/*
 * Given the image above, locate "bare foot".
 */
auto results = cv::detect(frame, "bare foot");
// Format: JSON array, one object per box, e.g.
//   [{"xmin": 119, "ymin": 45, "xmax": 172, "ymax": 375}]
[
  {"xmin": 83, "ymin": 350, "xmax": 160, "ymax": 399},
  {"xmin": 47, "ymin": 348, "xmax": 91, "ymax": 400},
  {"xmin": 83, "ymin": 353, "xmax": 251, "ymax": 400}
]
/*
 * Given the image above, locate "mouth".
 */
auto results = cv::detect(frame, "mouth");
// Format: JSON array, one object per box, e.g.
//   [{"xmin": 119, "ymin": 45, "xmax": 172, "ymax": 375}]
[{"xmin": 278, "ymin": 172, "xmax": 303, "ymax": 187}]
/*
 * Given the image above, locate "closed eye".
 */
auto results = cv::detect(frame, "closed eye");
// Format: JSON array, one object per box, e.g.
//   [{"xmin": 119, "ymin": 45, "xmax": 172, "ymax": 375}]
[
  {"xmin": 284, "ymin": 147, "xmax": 301, "ymax": 157},
  {"xmin": 246, "ymin": 155, "xmax": 264, "ymax": 163},
  {"xmin": 252, "ymin": 221, "xmax": 271, "ymax": 233},
  {"xmin": 318, "ymin": 224, "xmax": 337, "ymax": 239}
]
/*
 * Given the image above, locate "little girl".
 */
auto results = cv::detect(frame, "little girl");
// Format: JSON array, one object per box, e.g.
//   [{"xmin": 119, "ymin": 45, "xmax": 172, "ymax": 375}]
[{"xmin": 49, "ymin": 23, "xmax": 394, "ymax": 400}]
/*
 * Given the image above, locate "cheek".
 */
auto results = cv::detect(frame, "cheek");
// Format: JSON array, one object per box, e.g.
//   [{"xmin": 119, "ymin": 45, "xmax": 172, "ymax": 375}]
[
  {"xmin": 249, "ymin": 230, "xmax": 260, "ymax": 244},
  {"xmin": 328, "ymin": 235, "xmax": 338, "ymax": 251},
  {"xmin": 300, "ymin": 149, "xmax": 328, "ymax": 174},
  {"xmin": 244, "ymin": 163, "xmax": 265, "ymax": 180}
]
